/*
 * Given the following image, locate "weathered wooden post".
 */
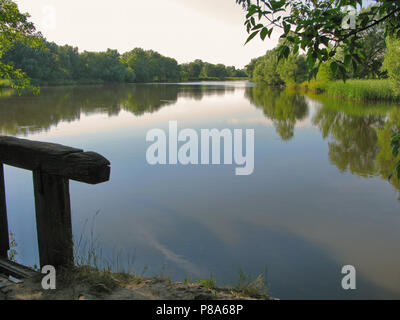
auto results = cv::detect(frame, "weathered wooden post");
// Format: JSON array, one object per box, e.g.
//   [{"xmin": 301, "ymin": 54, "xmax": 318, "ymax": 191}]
[
  {"xmin": 0, "ymin": 136, "xmax": 110, "ymax": 270},
  {"xmin": 0, "ymin": 163, "xmax": 9, "ymax": 259},
  {"xmin": 33, "ymin": 171, "xmax": 74, "ymax": 268}
]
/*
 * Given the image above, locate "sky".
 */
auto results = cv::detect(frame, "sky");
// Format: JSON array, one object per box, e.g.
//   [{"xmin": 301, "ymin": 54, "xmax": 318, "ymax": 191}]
[{"xmin": 14, "ymin": 0, "xmax": 281, "ymax": 69}]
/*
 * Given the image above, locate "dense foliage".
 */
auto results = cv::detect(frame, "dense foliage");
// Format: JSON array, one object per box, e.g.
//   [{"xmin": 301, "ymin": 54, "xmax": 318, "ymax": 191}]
[
  {"xmin": 382, "ymin": 36, "xmax": 400, "ymax": 94},
  {"xmin": 1, "ymin": 41, "xmax": 247, "ymax": 86},
  {"xmin": 245, "ymin": 5, "xmax": 388, "ymax": 86},
  {"xmin": 180, "ymin": 60, "xmax": 247, "ymax": 81},
  {"xmin": 237, "ymin": 0, "xmax": 400, "ymax": 80},
  {"xmin": 121, "ymin": 48, "xmax": 180, "ymax": 83},
  {"xmin": 248, "ymin": 48, "xmax": 308, "ymax": 85},
  {"xmin": 0, "ymin": 0, "xmax": 42, "ymax": 92}
]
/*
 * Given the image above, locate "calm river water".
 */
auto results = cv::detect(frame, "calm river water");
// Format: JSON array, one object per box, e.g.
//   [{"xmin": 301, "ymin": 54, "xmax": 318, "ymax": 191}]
[{"xmin": 1, "ymin": 81, "xmax": 400, "ymax": 299}]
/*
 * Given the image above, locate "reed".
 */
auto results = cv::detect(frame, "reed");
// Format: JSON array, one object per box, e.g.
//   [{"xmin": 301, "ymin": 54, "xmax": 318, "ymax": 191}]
[{"xmin": 325, "ymin": 79, "xmax": 398, "ymax": 101}]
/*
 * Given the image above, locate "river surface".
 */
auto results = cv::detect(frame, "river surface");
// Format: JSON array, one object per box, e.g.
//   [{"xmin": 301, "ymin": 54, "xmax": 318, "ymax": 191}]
[{"xmin": 1, "ymin": 81, "xmax": 400, "ymax": 299}]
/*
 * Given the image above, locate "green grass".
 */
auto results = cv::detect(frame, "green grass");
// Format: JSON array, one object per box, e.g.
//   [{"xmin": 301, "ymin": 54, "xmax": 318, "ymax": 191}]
[
  {"xmin": 197, "ymin": 275, "xmax": 216, "ymax": 289},
  {"xmin": 233, "ymin": 268, "xmax": 269, "ymax": 299},
  {"xmin": 0, "ymin": 79, "xmax": 12, "ymax": 88},
  {"xmin": 326, "ymin": 79, "xmax": 398, "ymax": 101},
  {"xmin": 296, "ymin": 79, "xmax": 328, "ymax": 93},
  {"xmin": 298, "ymin": 79, "xmax": 399, "ymax": 101}
]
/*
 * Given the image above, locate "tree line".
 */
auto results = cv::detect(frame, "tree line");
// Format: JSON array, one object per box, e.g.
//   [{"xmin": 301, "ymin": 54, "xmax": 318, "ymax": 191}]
[
  {"xmin": 245, "ymin": 13, "xmax": 396, "ymax": 88},
  {"xmin": 246, "ymin": 48, "xmax": 309, "ymax": 85},
  {"xmin": 242, "ymin": 1, "xmax": 400, "ymax": 94},
  {"xmin": 180, "ymin": 59, "xmax": 247, "ymax": 80},
  {"xmin": 1, "ymin": 40, "xmax": 247, "ymax": 86}
]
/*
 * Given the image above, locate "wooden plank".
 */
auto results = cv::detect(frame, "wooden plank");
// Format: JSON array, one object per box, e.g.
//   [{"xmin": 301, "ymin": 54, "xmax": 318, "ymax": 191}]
[
  {"xmin": 33, "ymin": 170, "xmax": 74, "ymax": 269},
  {"xmin": 0, "ymin": 136, "xmax": 110, "ymax": 184},
  {"xmin": 0, "ymin": 163, "xmax": 9, "ymax": 258},
  {"xmin": 0, "ymin": 257, "xmax": 38, "ymax": 279}
]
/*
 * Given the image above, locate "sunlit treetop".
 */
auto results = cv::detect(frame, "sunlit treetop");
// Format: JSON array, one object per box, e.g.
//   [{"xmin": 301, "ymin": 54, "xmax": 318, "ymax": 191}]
[{"xmin": 236, "ymin": 0, "xmax": 400, "ymax": 80}]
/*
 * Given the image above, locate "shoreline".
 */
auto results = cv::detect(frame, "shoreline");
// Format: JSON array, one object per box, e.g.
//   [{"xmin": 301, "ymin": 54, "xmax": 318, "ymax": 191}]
[{"xmin": 0, "ymin": 266, "xmax": 271, "ymax": 300}]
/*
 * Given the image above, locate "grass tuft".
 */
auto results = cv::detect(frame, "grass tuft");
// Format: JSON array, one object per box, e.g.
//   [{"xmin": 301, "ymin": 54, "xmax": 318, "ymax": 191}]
[{"xmin": 233, "ymin": 268, "xmax": 269, "ymax": 299}]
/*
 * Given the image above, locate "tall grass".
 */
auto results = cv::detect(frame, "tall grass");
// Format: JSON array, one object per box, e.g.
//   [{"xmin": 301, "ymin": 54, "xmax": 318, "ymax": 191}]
[
  {"xmin": 0, "ymin": 79, "xmax": 12, "ymax": 88},
  {"xmin": 298, "ymin": 79, "xmax": 399, "ymax": 101},
  {"xmin": 296, "ymin": 79, "xmax": 329, "ymax": 93},
  {"xmin": 326, "ymin": 79, "xmax": 398, "ymax": 101}
]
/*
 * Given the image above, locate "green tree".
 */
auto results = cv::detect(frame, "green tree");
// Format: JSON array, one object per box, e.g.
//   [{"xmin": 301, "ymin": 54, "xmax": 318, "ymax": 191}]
[
  {"xmin": 121, "ymin": 48, "xmax": 179, "ymax": 82},
  {"xmin": 245, "ymin": 57, "xmax": 262, "ymax": 80},
  {"xmin": 0, "ymin": 0, "xmax": 42, "ymax": 92},
  {"xmin": 188, "ymin": 59, "xmax": 204, "ymax": 78},
  {"xmin": 80, "ymin": 49, "xmax": 128, "ymax": 83},
  {"xmin": 382, "ymin": 36, "xmax": 400, "ymax": 94},
  {"xmin": 316, "ymin": 61, "xmax": 337, "ymax": 82},
  {"xmin": 349, "ymin": 22, "xmax": 386, "ymax": 79},
  {"xmin": 237, "ymin": 0, "xmax": 400, "ymax": 80},
  {"xmin": 250, "ymin": 49, "xmax": 308, "ymax": 85},
  {"xmin": 121, "ymin": 48, "xmax": 151, "ymax": 82},
  {"xmin": 2, "ymin": 41, "xmax": 81, "ymax": 85},
  {"xmin": 277, "ymin": 54, "xmax": 309, "ymax": 84},
  {"xmin": 253, "ymin": 49, "xmax": 283, "ymax": 85}
]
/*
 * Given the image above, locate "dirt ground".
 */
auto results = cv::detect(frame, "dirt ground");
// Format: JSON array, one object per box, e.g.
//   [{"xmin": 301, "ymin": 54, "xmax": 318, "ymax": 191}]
[{"xmin": 0, "ymin": 271, "xmax": 268, "ymax": 300}]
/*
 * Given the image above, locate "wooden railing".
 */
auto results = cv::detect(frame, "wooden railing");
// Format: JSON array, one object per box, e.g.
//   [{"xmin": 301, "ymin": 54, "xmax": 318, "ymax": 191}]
[{"xmin": 0, "ymin": 136, "xmax": 110, "ymax": 270}]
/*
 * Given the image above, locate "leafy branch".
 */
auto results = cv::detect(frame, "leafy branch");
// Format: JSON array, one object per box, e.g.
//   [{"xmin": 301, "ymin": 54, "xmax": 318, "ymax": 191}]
[{"xmin": 238, "ymin": 0, "xmax": 400, "ymax": 80}]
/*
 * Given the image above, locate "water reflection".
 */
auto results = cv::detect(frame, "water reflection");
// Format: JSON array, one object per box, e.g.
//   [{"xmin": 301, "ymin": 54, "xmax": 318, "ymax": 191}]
[
  {"xmin": 309, "ymin": 94, "xmax": 400, "ymax": 196},
  {"xmin": 376, "ymin": 108, "xmax": 400, "ymax": 196},
  {"xmin": 2, "ymin": 82, "xmax": 400, "ymax": 207},
  {"xmin": 245, "ymin": 86, "xmax": 308, "ymax": 140},
  {"xmin": 0, "ymin": 83, "xmax": 236, "ymax": 136},
  {"xmin": 2, "ymin": 81, "xmax": 400, "ymax": 299},
  {"xmin": 244, "ymin": 85, "xmax": 400, "ymax": 196},
  {"xmin": 314, "ymin": 107, "xmax": 385, "ymax": 177}
]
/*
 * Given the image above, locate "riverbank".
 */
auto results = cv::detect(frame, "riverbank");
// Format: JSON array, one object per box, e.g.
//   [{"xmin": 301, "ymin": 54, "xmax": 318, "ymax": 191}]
[
  {"xmin": 295, "ymin": 79, "xmax": 399, "ymax": 101},
  {"xmin": 0, "ymin": 266, "xmax": 270, "ymax": 300}
]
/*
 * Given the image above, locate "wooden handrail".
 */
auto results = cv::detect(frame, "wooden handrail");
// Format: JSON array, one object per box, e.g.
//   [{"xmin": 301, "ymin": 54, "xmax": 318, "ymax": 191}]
[
  {"xmin": 0, "ymin": 136, "xmax": 110, "ymax": 184},
  {"xmin": 0, "ymin": 136, "xmax": 111, "ymax": 271}
]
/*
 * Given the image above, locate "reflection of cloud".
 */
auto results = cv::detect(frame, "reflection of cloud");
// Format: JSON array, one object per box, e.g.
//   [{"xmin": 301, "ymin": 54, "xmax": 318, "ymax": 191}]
[
  {"xmin": 191, "ymin": 174, "xmax": 400, "ymax": 297},
  {"xmin": 143, "ymin": 233, "xmax": 201, "ymax": 276}
]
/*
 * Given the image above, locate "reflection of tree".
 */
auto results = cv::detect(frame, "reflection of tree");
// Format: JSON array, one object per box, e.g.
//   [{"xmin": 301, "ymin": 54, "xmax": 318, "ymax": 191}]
[
  {"xmin": 245, "ymin": 85, "xmax": 308, "ymax": 140},
  {"xmin": 313, "ymin": 108, "xmax": 385, "ymax": 177},
  {"xmin": 178, "ymin": 85, "xmax": 234, "ymax": 101},
  {"xmin": 377, "ymin": 108, "xmax": 400, "ymax": 195},
  {"xmin": 312, "ymin": 97, "xmax": 400, "ymax": 197},
  {"xmin": 0, "ymin": 85, "xmax": 128, "ymax": 135},
  {"xmin": 0, "ymin": 84, "xmax": 235, "ymax": 136},
  {"xmin": 120, "ymin": 84, "xmax": 179, "ymax": 115}
]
